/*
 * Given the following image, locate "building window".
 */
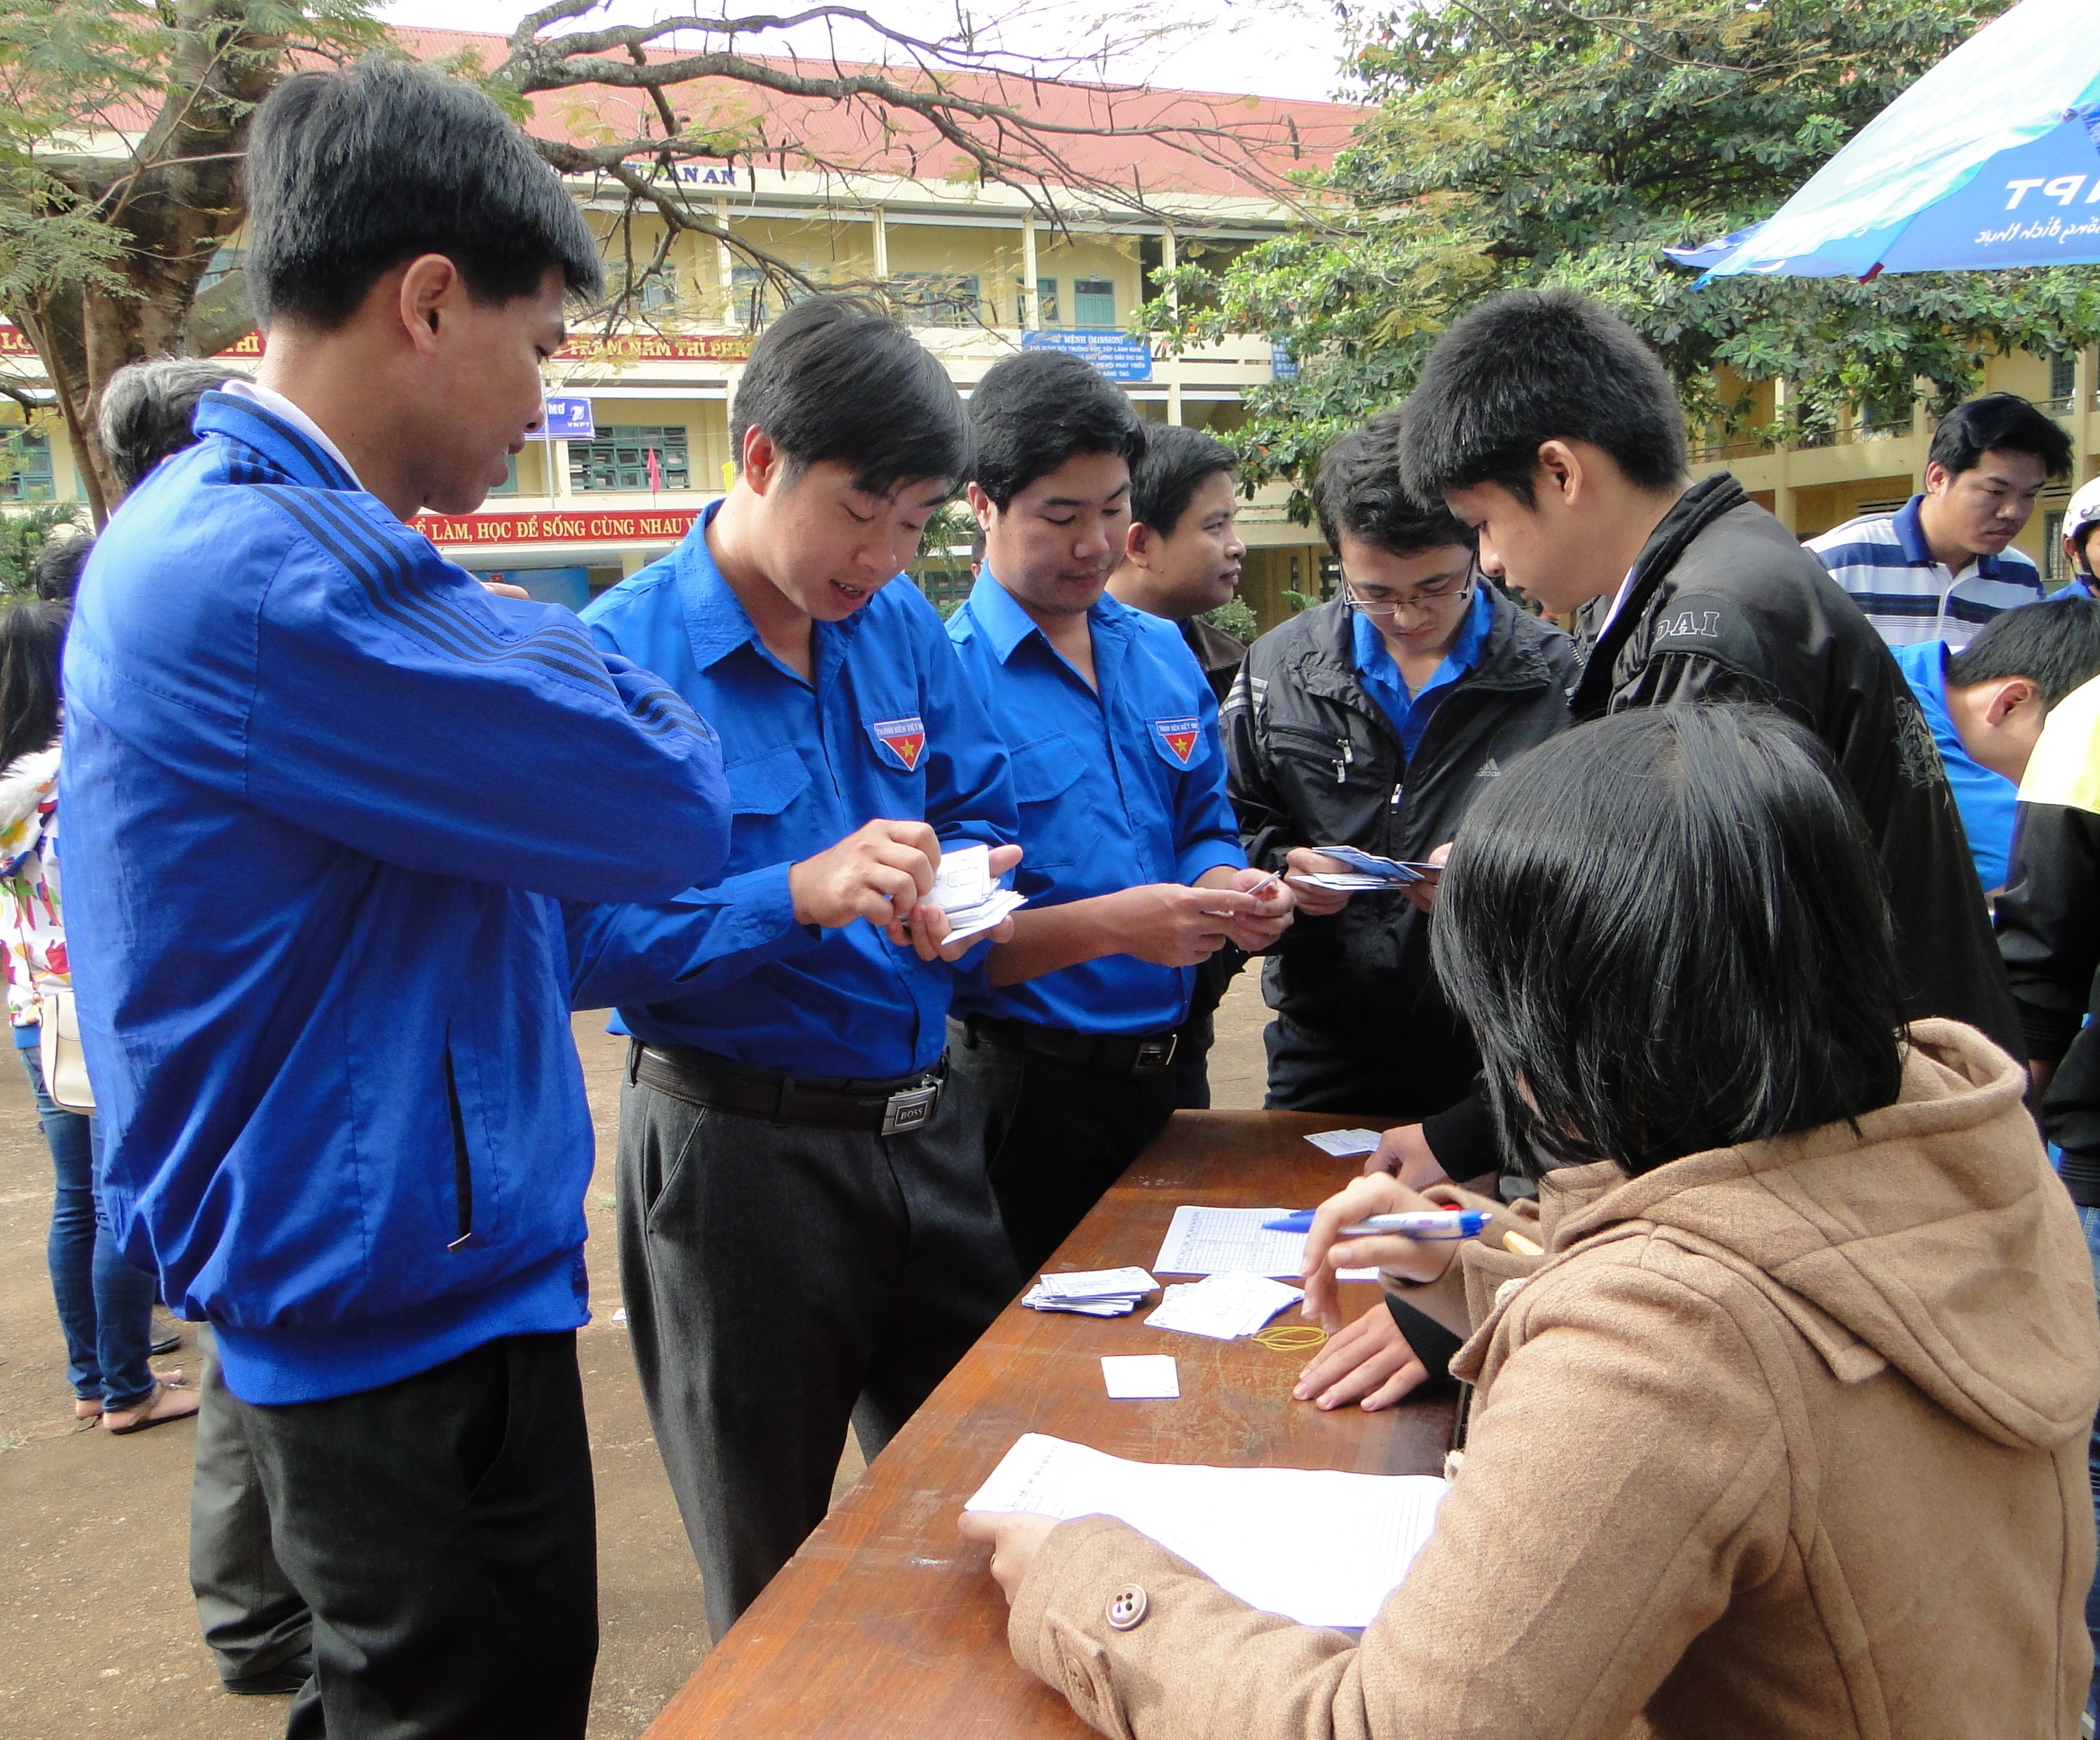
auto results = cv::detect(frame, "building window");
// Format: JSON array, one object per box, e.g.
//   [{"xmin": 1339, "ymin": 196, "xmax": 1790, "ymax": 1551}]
[
  {"xmin": 2051, "ymin": 354, "xmax": 2078, "ymax": 401},
  {"xmin": 200, "ymin": 245, "xmax": 246, "ymax": 291},
  {"xmin": 890, "ymin": 272, "xmax": 981, "ymax": 327},
  {"xmin": 569, "ymin": 425, "xmax": 690, "ymax": 494},
  {"xmin": 0, "ymin": 429, "xmax": 54, "ymax": 501},
  {"xmin": 635, "ymin": 272, "xmax": 680, "ymax": 313},
  {"xmin": 1020, "ymin": 278, "xmax": 1059, "ymax": 326},
  {"xmin": 2045, "ymin": 509, "xmax": 2068, "ymax": 584},
  {"xmin": 1073, "ymin": 279, "xmax": 1116, "ymax": 326}
]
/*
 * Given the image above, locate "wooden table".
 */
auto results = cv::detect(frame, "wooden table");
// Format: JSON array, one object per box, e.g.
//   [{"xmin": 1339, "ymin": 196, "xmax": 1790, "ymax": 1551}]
[{"xmin": 640, "ymin": 1110, "xmax": 1457, "ymax": 1740}]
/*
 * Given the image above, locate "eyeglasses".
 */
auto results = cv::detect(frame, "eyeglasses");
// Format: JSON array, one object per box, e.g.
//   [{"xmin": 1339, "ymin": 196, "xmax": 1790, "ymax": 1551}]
[{"xmin": 1343, "ymin": 562, "xmax": 1479, "ymax": 617}]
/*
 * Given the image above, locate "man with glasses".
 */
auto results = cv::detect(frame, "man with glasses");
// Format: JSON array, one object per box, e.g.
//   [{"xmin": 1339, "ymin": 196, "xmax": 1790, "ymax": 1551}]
[{"xmin": 1226, "ymin": 409, "xmax": 1577, "ymax": 1133}]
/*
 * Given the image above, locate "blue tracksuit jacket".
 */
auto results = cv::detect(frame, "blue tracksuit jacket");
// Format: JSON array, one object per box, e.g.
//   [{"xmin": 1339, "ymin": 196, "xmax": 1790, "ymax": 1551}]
[{"xmin": 61, "ymin": 391, "xmax": 731, "ymax": 1404}]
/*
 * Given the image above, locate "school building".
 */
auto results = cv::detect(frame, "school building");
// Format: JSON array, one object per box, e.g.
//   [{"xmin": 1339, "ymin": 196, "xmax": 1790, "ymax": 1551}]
[{"xmin": 4, "ymin": 37, "xmax": 2097, "ymax": 622}]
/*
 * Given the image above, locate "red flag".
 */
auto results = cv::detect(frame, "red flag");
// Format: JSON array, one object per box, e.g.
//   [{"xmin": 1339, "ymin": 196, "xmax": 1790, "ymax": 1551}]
[{"xmin": 646, "ymin": 447, "xmax": 663, "ymax": 493}]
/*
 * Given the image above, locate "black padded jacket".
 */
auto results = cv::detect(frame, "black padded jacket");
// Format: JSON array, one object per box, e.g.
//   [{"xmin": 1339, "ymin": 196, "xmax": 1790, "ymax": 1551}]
[{"xmin": 1223, "ymin": 584, "xmax": 1577, "ymax": 1116}]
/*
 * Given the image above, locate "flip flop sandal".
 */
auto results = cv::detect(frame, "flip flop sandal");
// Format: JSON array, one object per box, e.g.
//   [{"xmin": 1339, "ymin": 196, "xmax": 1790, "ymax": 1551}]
[{"xmin": 101, "ymin": 1378, "xmax": 201, "ymax": 1435}]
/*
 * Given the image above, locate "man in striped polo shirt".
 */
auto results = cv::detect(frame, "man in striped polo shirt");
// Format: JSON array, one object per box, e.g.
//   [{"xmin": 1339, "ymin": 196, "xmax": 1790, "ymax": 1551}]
[{"xmin": 1809, "ymin": 392, "xmax": 2071, "ymax": 648}]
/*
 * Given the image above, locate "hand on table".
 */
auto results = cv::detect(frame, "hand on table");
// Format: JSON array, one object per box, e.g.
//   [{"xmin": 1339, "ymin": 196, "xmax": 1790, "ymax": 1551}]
[
  {"xmin": 1292, "ymin": 1303, "xmax": 1429, "ymax": 1413},
  {"xmin": 1363, "ymin": 1120, "xmax": 1452, "ymax": 1188},
  {"xmin": 958, "ymin": 1510, "xmax": 1059, "ymax": 1607},
  {"xmin": 1300, "ymin": 1173, "xmax": 1461, "ymax": 1330}
]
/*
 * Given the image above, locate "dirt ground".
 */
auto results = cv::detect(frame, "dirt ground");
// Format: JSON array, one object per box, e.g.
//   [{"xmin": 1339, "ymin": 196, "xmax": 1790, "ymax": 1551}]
[{"xmin": 0, "ymin": 971, "xmax": 1275, "ymax": 1739}]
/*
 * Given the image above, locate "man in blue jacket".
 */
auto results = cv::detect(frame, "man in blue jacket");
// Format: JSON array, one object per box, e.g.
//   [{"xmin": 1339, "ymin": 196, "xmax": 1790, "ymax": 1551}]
[
  {"xmin": 62, "ymin": 61, "xmax": 731, "ymax": 1737},
  {"xmin": 572, "ymin": 294, "xmax": 1023, "ymax": 1641},
  {"xmin": 945, "ymin": 352, "xmax": 1293, "ymax": 1276}
]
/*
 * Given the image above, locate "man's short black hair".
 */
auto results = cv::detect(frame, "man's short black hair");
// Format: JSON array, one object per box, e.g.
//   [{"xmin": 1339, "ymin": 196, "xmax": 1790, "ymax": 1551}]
[
  {"xmin": 731, "ymin": 295, "xmax": 970, "ymax": 495},
  {"xmin": 1947, "ymin": 594, "xmax": 2100, "ymax": 708},
  {"xmin": 1398, "ymin": 289, "xmax": 1688, "ymax": 507},
  {"xmin": 1131, "ymin": 424, "xmax": 1237, "ymax": 536},
  {"xmin": 1316, "ymin": 409, "xmax": 1476, "ymax": 558},
  {"xmin": 1434, "ymin": 704, "xmax": 1904, "ymax": 1180},
  {"xmin": 969, "ymin": 350, "xmax": 1145, "ymax": 509},
  {"xmin": 1927, "ymin": 392, "xmax": 2074, "ymax": 481},
  {"xmin": 247, "ymin": 58, "xmax": 603, "ymax": 331},
  {"xmin": 98, "ymin": 358, "xmax": 242, "ymax": 496},
  {"xmin": 31, "ymin": 531, "xmax": 92, "ymax": 604}
]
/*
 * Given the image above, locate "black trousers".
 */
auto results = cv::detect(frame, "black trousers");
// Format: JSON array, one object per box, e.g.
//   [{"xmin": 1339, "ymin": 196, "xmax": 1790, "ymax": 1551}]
[
  {"xmin": 191, "ymin": 1344, "xmax": 313, "ymax": 1689},
  {"xmin": 229, "ymin": 1332, "xmax": 598, "ymax": 1740},
  {"xmin": 1263, "ymin": 1015, "xmax": 1445, "ymax": 1119},
  {"xmin": 948, "ymin": 1019, "xmax": 1182, "ymax": 1278},
  {"xmin": 615, "ymin": 1072, "xmax": 1019, "ymax": 1642}
]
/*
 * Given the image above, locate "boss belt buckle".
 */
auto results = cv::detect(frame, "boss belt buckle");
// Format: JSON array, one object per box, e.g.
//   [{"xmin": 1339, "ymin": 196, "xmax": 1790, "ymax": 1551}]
[
  {"xmin": 1131, "ymin": 1035, "xmax": 1178, "ymax": 1075},
  {"xmin": 880, "ymin": 1077, "xmax": 942, "ymax": 1136}
]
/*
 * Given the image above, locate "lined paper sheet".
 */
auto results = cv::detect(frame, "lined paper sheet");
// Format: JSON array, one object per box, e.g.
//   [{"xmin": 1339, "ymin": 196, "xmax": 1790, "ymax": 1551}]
[
  {"xmin": 966, "ymin": 1433, "xmax": 1447, "ymax": 1628},
  {"xmin": 1152, "ymin": 1205, "xmax": 1379, "ymax": 1281}
]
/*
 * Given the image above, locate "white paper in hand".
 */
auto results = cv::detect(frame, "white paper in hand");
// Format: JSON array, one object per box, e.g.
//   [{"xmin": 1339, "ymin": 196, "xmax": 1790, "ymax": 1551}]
[
  {"xmin": 1101, "ymin": 1355, "xmax": 1179, "ymax": 1398},
  {"xmin": 923, "ymin": 843, "xmax": 1027, "ymax": 943}
]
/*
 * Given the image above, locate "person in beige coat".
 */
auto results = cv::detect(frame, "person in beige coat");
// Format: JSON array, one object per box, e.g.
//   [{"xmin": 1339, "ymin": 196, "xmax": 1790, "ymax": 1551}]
[{"xmin": 962, "ymin": 704, "xmax": 2100, "ymax": 1739}]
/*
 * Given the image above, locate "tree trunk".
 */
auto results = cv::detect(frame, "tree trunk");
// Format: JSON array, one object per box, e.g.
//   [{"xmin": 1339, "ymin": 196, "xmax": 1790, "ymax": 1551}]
[{"xmin": 19, "ymin": 0, "xmax": 283, "ymax": 523}]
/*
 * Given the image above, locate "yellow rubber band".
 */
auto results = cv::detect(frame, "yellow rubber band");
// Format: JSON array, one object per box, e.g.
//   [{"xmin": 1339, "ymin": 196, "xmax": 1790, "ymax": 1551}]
[{"xmin": 1253, "ymin": 1324, "xmax": 1328, "ymax": 1352}]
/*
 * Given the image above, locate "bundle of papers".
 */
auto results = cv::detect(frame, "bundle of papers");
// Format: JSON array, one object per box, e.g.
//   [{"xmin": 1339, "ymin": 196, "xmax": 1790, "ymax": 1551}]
[
  {"xmin": 1146, "ymin": 1272, "xmax": 1305, "ymax": 1340},
  {"xmin": 924, "ymin": 843, "xmax": 1027, "ymax": 943},
  {"xmin": 1154, "ymin": 1205, "xmax": 1379, "ymax": 1282},
  {"xmin": 1023, "ymin": 1265, "xmax": 1159, "ymax": 1317},
  {"xmin": 1292, "ymin": 843, "xmax": 1438, "ymax": 893},
  {"xmin": 965, "ymin": 1433, "xmax": 1449, "ymax": 1628}
]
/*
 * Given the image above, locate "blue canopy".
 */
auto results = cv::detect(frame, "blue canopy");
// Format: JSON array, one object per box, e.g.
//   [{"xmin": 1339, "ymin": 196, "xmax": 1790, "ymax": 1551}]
[{"xmin": 1678, "ymin": 0, "xmax": 2100, "ymax": 281}]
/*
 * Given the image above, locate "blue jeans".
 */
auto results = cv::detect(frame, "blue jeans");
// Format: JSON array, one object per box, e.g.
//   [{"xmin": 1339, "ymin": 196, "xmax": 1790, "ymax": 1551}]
[
  {"xmin": 27, "ymin": 1042, "xmax": 156, "ymax": 1408},
  {"xmin": 2078, "ymin": 1202, "xmax": 2100, "ymax": 1718}
]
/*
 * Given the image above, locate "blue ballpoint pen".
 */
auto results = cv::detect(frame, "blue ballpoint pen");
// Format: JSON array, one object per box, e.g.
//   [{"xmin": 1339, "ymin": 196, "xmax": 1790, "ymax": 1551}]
[{"xmin": 1262, "ymin": 1209, "xmax": 1490, "ymax": 1238}]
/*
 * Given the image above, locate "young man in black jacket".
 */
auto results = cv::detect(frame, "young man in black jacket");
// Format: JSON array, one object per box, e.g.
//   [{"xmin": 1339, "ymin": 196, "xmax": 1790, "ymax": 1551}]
[
  {"xmin": 1381, "ymin": 289, "xmax": 2021, "ymax": 1190},
  {"xmin": 1228, "ymin": 411, "xmax": 1575, "ymax": 1122}
]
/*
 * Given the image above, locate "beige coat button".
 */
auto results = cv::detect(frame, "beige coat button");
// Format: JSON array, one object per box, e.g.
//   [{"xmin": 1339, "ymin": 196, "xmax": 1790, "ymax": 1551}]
[{"xmin": 1106, "ymin": 1584, "xmax": 1148, "ymax": 1630}]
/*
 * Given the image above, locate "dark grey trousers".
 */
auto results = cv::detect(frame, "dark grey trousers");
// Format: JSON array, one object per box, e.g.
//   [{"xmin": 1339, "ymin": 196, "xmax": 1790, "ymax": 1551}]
[
  {"xmin": 615, "ymin": 1072, "xmax": 1019, "ymax": 1641},
  {"xmin": 190, "ymin": 1343, "xmax": 313, "ymax": 1688}
]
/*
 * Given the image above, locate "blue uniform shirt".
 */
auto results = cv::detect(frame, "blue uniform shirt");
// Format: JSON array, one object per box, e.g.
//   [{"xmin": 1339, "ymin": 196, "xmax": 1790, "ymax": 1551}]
[
  {"xmin": 1351, "ymin": 581, "xmax": 1495, "ymax": 757},
  {"xmin": 569, "ymin": 503, "xmax": 1018, "ymax": 1078},
  {"xmin": 945, "ymin": 571, "xmax": 1244, "ymax": 1036},
  {"xmin": 1893, "ymin": 638, "xmax": 2017, "ymax": 893}
]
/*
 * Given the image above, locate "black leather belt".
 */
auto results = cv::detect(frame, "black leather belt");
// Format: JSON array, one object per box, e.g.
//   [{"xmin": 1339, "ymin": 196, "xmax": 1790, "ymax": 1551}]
[
  {"xmin": 629, "ymin": 1043, "xmax": 944, "ymax": 1136},
  {"xmin": 963, "ymin": 1014, "xmax": 1180, "ymax": 1075}
]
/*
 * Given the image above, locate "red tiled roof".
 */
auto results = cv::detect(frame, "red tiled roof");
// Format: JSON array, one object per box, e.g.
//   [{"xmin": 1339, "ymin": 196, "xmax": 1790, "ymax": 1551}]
[{"xmin": 395, "ymin": 25, "xmax": 1359, "ymax": 199}]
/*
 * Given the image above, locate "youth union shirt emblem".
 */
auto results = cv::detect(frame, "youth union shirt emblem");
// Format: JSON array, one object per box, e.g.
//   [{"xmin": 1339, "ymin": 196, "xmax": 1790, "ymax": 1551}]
[
  {"xmin": 871, "ymin": 716, "xmax": 927, "ymax": 772},
  {"xmin": 1155, "ymin": 717, "xmax": 1201, "ymax": 765}
]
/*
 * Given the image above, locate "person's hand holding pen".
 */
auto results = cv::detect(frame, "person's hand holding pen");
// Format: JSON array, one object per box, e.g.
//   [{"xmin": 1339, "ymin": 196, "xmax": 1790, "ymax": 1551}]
[
  {"xmin": 1197, "ymin": 865, "xmax": 1294, "ymax": 952},
  {"xmin": 1298, "ymin": 1173, "xmax": 1462, "ymax": 1331}
]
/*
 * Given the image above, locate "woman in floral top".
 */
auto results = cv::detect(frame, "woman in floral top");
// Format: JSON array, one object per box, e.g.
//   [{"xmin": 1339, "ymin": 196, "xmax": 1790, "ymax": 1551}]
[{"xmin": 0, "ymin": 598, "xmax": 193, "ymax": 1432}]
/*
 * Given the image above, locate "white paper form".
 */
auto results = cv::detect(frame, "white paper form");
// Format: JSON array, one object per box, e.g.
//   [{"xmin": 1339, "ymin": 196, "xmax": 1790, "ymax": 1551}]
[
  {"xmin": 1304, "ymin": 1128, "xmax": 1384, "ymax": 1157},
  {"xmin": 1152, "ymin": 1206, "xmax": 1380, "ymax": 1281},
  {"xmin": 965, "ymin": 1433, "xmax": 1448, "ymax": 1628}
]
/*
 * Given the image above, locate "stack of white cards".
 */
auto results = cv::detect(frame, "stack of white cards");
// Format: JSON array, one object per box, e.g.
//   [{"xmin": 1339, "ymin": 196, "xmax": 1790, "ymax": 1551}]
[
  {"xmin": 925, "ymin": 843, "xmax": 1027, "ymax": 943},
  {"xmin": 1145, "ymin": 1272, "xmax": 1305, "ymax": 1340},
  {"xmin": 1293, "ymin": 843, "xmax": 1432, "ymax": 892},
  {"xmin": 1023, "ymin": 1265, "xmax": 1159, "ymax": 1317},
  {"xmin": 1304, "ymin": 1127, "xmax": 1384, "ymax": 1157}
]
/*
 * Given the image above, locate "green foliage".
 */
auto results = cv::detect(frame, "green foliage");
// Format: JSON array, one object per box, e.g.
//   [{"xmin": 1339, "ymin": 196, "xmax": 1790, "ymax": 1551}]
[
  {"xmin": 1201, "ymin": 595, "xmax": 1258, "ymax": 641},
  {"xmin": 0, "ymin": 500, "xmax": 86, "ymax": 598},
  {"xmin": 1143, "ymin": 0, "xmax": 2100, "ymax": 510}
]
